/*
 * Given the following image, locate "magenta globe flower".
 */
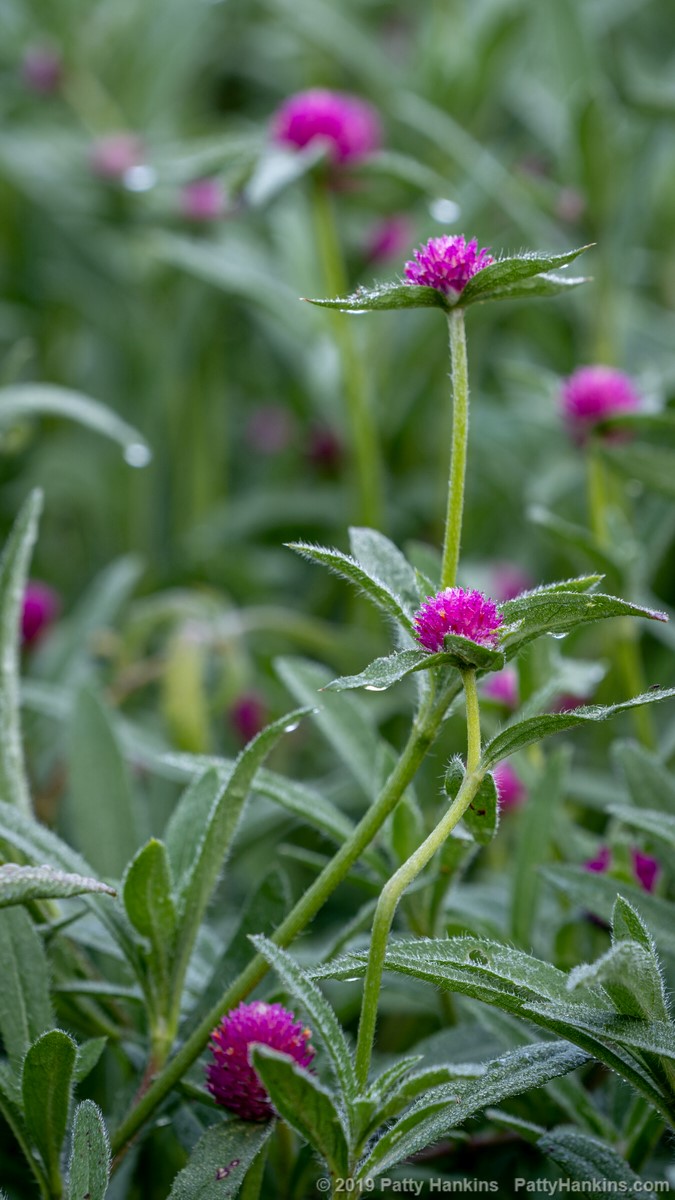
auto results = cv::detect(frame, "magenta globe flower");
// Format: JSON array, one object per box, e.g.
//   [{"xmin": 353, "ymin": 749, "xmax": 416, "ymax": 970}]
[
  {"xmin": 22, "ymin": 580, "xmax": 59, "ymax": 646},
  {"xmin": 229, "ymin": 693, "xmax": 266, "ymax": 745},
  {"xmin": 413, "ymin": 587, "xmax": 502, "ymax": 654},
  {"xmin": 584, "ymin": 845, "xmax": 660, "ymax": 894},
  {"xmin": 271, "ymin": 89, "xmax": 381, "ymax": 165},
  {"xmin": 491, "ymin": 563, "xmax": 533, "ymax": 603},
  {"xmin": 206, "ymin": 1001, "xmax": 315, "ymax": 1121},
  {"xmin": 90, "ymin": 134, "xmax": 144, "ymax": 181},
  {"xmin": 179, "ymin": 178, "xmax": 226, "ymax": 222},
  {"xmin": 365, "ymin": 215, "xmax": 413, "ymax": 265},
  {"xmin": 494, "ymin": 762, "xmax": 525, "ymax": 812},
  {"xmin": 22, "ymin": 46, "xmax": 62, "ymax": 95},
  {"xmin": 561, "ymin": 366, "xmax": 640, "ymax": 442},
  {"xmin": 404, "ymin": 235, "xmax": 493, "ymax": 297}
]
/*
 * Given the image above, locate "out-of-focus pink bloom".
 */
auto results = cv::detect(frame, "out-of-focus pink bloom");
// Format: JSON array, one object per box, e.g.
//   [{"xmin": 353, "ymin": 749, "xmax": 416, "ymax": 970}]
[
  {"xmin": 22, "ymin": 46, "xmax": 62, "ymax": 95},
  {"xmin": 404, "ymin": 235, "xmax": 493, "ymax": 297},
  {"xmin": 229, "ymin": 693, "xmax": 266, "ymax": 745},
  {"xmin": 413, "ymin": 587, "xmax": 502, "ymax": 654},
  {"xmin": 555, "ymin": 187, "xmax": 586, "ymax": 224},
  {"xmin": 631, "ymin": 849, "xmax": 660, "ymax": 894},
  {"xmin": 483, "ymin": 668, "xmax": 519, "ymax": 710},
  {"xmin": 550, "ymin": 693, "xmax": 585, "ymax": 714},
  {"xmin": 22, "ymin": 581, "xmax": 59, "ymax": 646},
  {"xmin": 179, "ymin": 178, "xmax": 226, "ymax": 222},
  {"xmin": 206, "ymin": 1001, "xmax": 314, "ymax": 1121},
  {"xmin": 365, "ymin": 215, "xmax": 413, "ymax": 264},
  {"xmin": 246, "ymin": 406, "xmax": 294, "ymax": 455},
  {"xmin": 491, "ymin": 563, "xmax": 533, "ymax": 603},
  {"xmin": 584, "ymin": 845, "xmax": 660, "ymax": 894},
  {"xmin": 493, "ymin": 762, "xmax": 526, "ymax": 812},
  {"xmin": 90, "ymin": 134, "xmax": 144, "ymax": 181},
  {"xmin": 561, "ymin": 366, "xmax": 640, "ymax": 442},
  {"xmin": 271, "ymin": 89, "xmax": 381, "ymax": 165},
  {"xmin": 306, "ymin": 424, "xmax": 343, "ymax": 471}
]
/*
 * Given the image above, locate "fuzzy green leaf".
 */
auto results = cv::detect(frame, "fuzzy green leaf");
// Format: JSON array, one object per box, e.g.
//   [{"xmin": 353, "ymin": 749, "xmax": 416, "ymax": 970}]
[
  {"xmin": 0, "ymin": 906, "xmax": 53, "ymax": 1072},
  {"xmin": 0, "ymin": 490, "xmax": 42, "ymax": 815},
  {"xmin": 251, "ymin": 1046, "xmax": 349, "ymax": 1177},
  {"xmin": 67, "ymin": 1101, "xmax": 111, "ymax": 1200},
  {"xmin": 482, "ymin": 688, "xmax": 675, "ymax": 768},
  {"xmin": 459, "ymin": 245, "xmax": 592, "ymax": 303},
  {"xmin": 251, "ymin": 936, "xmax": 358, "ymax": 1107},
  {"xmin": 122, "ymin": 839, "xmax": 177, "ymax": 998},
  {"xmin": 613, "ymin": 741, "xmax": 675, "ymax": 815},
  {"xmin": 288, "ymin": 541, "xmax": 414, "ymax": 631},
  {"xmin": 608, "ymin": 806, "xmax": 675, "ymax": 853},
  {"xmin": 500, "ymin": 590, "xmax": 666, "ymax": 658},
  {"xmin": 167, "ymin": 1120, "xmax": 272, "ymax": 1199},
  {"xmin": 23, "ymin": 1030, "xmax": 77, "ymax": 1189},
  {"xmin": 0, "ymin": 864, "xmax": 116, "ymax": 908},
  {"xmin": 567, "ymin": 941, "xmax": 670, "ymax": 1023},
  {"xmin": 348, "ymin": 527, "xmax": 420, "ymax": 613},
  {"xmin": 445, "ymin": 758, "xmax": 499, "ymax": 845},
  {"xmin": 305, "ymin": 282, "xmax": 447, "ymax": 313},
  {"xmin": 542, "ymin": 866, "xmax": 675, "ymax": 959},
  {"xmin": 537, "ymin": 1126, "xmax": 642, "ymax": 1190},
  {"xmin": 325, "ymin": 637, "xmax": 503, "ymax": 694}
]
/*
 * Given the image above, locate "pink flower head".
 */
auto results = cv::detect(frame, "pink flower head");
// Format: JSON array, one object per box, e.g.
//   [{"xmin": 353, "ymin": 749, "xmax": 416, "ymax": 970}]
[
  {"xmin": 483, "ymin": 668, "xmax": 519, "ymax": 710},
  {"xmin": 404, "ymin": 235, "xmax": 493, "ymax": 297},
  {"xmin": 491, "ymin": 563, "xmax": 533, "ymax": 603},
  {"xmin": 561, "ymin": 366, "xmax": 640, "ymax": 442},
  {"xmin": 206, "ymin": 1001, "xmax": 315, "ymax": 1121},
  {"xmin": 271, "ymin": 89, "xmax": 381, "ymax": 165},
  {"xmin": 179, "ymin": 178, "xmax": 226, "ymax": 222},
  {"xmin": 493, "ymin": 762, "xmax": 525, "ymax": 812},
  {"xmin": 22, "ymin": 580, "xmax": 59, "ymax": 646},
  {"xmin": 90, "ymin": 133, "xmax": 144, "ymax": 181},
  {"xmin": 229, "ymin": 693, "xmax": 266, "ymax": 745},
  {"xmin": 550, "ymin": 693, "xmax": 585, "ymax": 714},
  {"xmin": 413, "ymin": 587, "xmax": 502, "ymax": 654},
  {"xmin": 22, "ymin": 46, "xmax": 62, "ymax": 95},
  {"xmin": 366, "ymin": 215, "xmax": 413, "ymax": 265},
  {"xmin": 631, "ymin": 849, "xmax": 660, "ymax": 894},
  {"xmin": 584, "ymin": 845, "xmax": 612, "ymax": 875}
]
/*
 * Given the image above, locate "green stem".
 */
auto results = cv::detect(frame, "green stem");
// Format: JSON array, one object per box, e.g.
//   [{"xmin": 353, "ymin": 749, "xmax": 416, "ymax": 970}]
[
  {"xmin": 110, "ymin": 683, "xmax": 457, "ymax": 1159},
  {"xmin": 311, "ymin": 177, "xmax": 384, "ymax": 528},
  {"xmin": 586, "ymin": 444, "xmax": 655, "ymax": 749},
  {"xmin": 440, "ymin": 309, "xmax": 470, "ymax": 589},
  {"xmin": 354, "ymin": 669, "xmax": 482, "ymax": 1088}
]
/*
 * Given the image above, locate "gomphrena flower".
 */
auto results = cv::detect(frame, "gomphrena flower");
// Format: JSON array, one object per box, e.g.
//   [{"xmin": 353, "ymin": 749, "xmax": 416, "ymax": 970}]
[
  {"xmin": 22, "ymin": 580, "xmax": 59, "ymax": 646},
  {"xmin": 271, "ymin": 89, "xmax": 381, "ymax": 165},
  {"xmin": 584, "ymin": 845, "xmax": 660, "ymax": 894},
  {"xmin": 229, "ymin": 692, "xmax": 266, "ymax": 745},
  {"xmin": 494, "ymin": 762, "xmax": 525, "ymax": 812},
  {"xmin": 90, "ymin": 133, "xmax": 144, "ymax": 181},
  {"xmin": 413, "ymin": 587, "xmax": 503, "ymax": 654},
  {"xmin": 22, "ymin": 46, "xmax": 62, "ymax": 95},
  {"xmin": 206, "ymin": 1001, "xmax": 315, "ymax": 1121},
  {"xmin": 404, "ymin": 235, "xmax": 493, "ymax": 297},
  {"xmin": 366, "ymin": 215, "xmax": 413, "ymax": 265},
  {"xmin": 491, "ymin": 562, "xmax": 533, "ymax": 603},
  {"xmin": 561, "ymin": 365, "xmax": 640, "ymax": 440},
  {"xmin": 179, "ymin": 178, "xmax": 226, "ymax": 222}
]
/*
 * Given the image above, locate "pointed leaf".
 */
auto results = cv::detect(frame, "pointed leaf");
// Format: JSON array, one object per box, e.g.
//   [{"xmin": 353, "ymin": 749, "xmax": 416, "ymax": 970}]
[
  {"xmin": 251, "ymin": 1046, "xmax": 349, "ymax": 1177},
  {"xmin": 613, "ymin": 741, "xmax": 675, "ymax": 815},
  {"xmin": 23, "ymin": 1030, "xmax": 77, "ymax": 1187},
  {"xmin": 165, "ymin": 768, "xmax": 225, "ymax": 891},
  {"xmin": 459, "ymin": 245, "xmax": 592, "ymax": 304},
  {"xmin": 305, "ymin": 282, "xmax": 447, "ymax": 314},
  {"xmin": 567, "ymin": 941, "xmax": 670, "ymax": 1023},
  {"xmin": 0, "ymin": 864, "xmax": 116, "ymax": 908},
  {"xmin": 0, "ymin": 489, "xmax": 42, "ymax": 815},
  {"xmin": 482, "ymin": 688, "xmax": 675, "ymax": 768},
  {"xmin": 0, "ymin": 384, "xmax": 150, "ymax": 463},
  {"xmin": 348, "ymin": 528, "xmax": 420, "ymax": 613},
  {"xmin": 542, "ymin": 866, "xmax": 675, "ymax": 958},
  {"xmin": 251, "ymin": 936, "xmax": 358, "ymax": 1106},
  {"xmin": 67, "ymin": 1100, "xmax": 111, "ymax": 1200},
  {"xmin": 0, "ymin": 906, "xmax": 53, "ymax": 1072},
  {"xmin": 325, "ymin": 639, "xmax": 503, "ymax": 693},
  {"xmin": 608, "ymin": 806, "xmax": 675, "ymax": 853},
  {"xmin": 500, "ymin": 590, "xmax": 666, "ymax": 658},
  {"xmin": 463, "ymin": 272, "xmax": 589, "ymax": 305},
  {"xmin": 357, "ymin": 1042, "xmax": 589, "ymax": 1179},
  {"xmin": 122, "ymin": 839, "xmax": 177, "ymax": 995},
  {"xmin": 537, "ymin": 1126, "xmax": 642, "ymax": 1190},
  {"xmin": 167, "ymin": 1119, "xmax": 272, "ymax": 1200},
  {"xmin": 287, "ymin": 541, "xmax": 414, "ymax": 631}
]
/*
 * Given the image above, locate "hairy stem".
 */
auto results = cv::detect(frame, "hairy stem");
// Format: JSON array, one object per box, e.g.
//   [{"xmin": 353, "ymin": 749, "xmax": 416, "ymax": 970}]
[
  {"xmin": 440, "ymin": 309, "xmax": 470, "ymax": 589},
  {"xmin": 354, "ymin": 669, "xmax": 482, "ymax": 1088}
]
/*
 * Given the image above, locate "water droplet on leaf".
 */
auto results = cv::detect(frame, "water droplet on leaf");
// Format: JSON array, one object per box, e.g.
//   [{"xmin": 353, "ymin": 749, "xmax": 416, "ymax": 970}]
[{"xmin": 124, "ymin": 442, "xmax": 152, "ymax": 468}]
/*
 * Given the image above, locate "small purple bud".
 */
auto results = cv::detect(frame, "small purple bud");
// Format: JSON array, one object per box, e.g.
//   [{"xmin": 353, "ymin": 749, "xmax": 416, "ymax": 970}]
[
  {"xmin": 90, "ymin": 134, "xmax": 144, "ymax": 181},
  {"xmin": 22, "ymin": 46, "xmax": 63, "ymax": 95},
  {"xmin": 413, "ymin": 587, "xmax": 502, "ymax": 654},
  {"xmin": 179, "ymin": 178, "xmax": 226, "ymax": 223},
  {"xmin": 271, "ymin": 89, "xmax": 381, "ymax": 165},
  {"xmin": 493, "ymin": 762, "xmax": 525, "ymax": 812},
  {"xmin": 483, "ymin": 668, "xmax": 519, "ymax": 710},
  {"xmin": 229, "ymin": 693, "xmax": 266, "ymax": 745},
  {"xmin": 365, "ymin": 215, "xmax": 413, "ymax": 265},
  {"xmin": 22, "ymin": 580, "xmax": 59, "ymax": 646},
  {"xmin": 404, "ymin": 235, "xmax": 493, "ymax": 297},
  {"xmin": 206, "ymin": 1001, "xmax": 315, "ymax": 1121},
  {"xmin": 584, "ymin": 846, "xmax": 612, "ymax": 874},
  {"xmin": 306, "ymin": 424, "xmax": 343, "ymax": 472},
  {"xmin": 631, "ymin": 849, "xmax": 660, "ymax": 894}
]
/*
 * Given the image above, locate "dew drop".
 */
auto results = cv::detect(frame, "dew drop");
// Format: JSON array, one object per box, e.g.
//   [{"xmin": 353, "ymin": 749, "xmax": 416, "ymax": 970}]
[
  {"xmin": 429, "ymin": 197, "xmax": 461, "ymax": 224},
  {"xmin": 364, "ymin": 684, "xmax": 388, "ymax": 692},
  {"xmin": 124, "ymin": 442, "xmax": 152, "ymax": 468},
  {"xmin": 548, "ymin": 632, "xmax": 567, "ymax": 640},
  {"xmin": 284, "ymin": 721, "xmax": 300, "ymax": 733},
  {"xmin": 124, "ymin": 164, "xmax": 157, "ymax": 192}
]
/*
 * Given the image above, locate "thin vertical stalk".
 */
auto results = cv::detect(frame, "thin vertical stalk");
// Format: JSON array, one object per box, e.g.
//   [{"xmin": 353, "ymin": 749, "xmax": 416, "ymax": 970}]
[
  {"xmin": 311, "ymin": 177, "xmax": 384, "ymax": 528},
  {"xmin": 440, "ymin": 309, "xmax": 469, "ymax": 589},
  {"xmin": 354, "ymin": 669, "xmax": 482, "ymax": 1088}
]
